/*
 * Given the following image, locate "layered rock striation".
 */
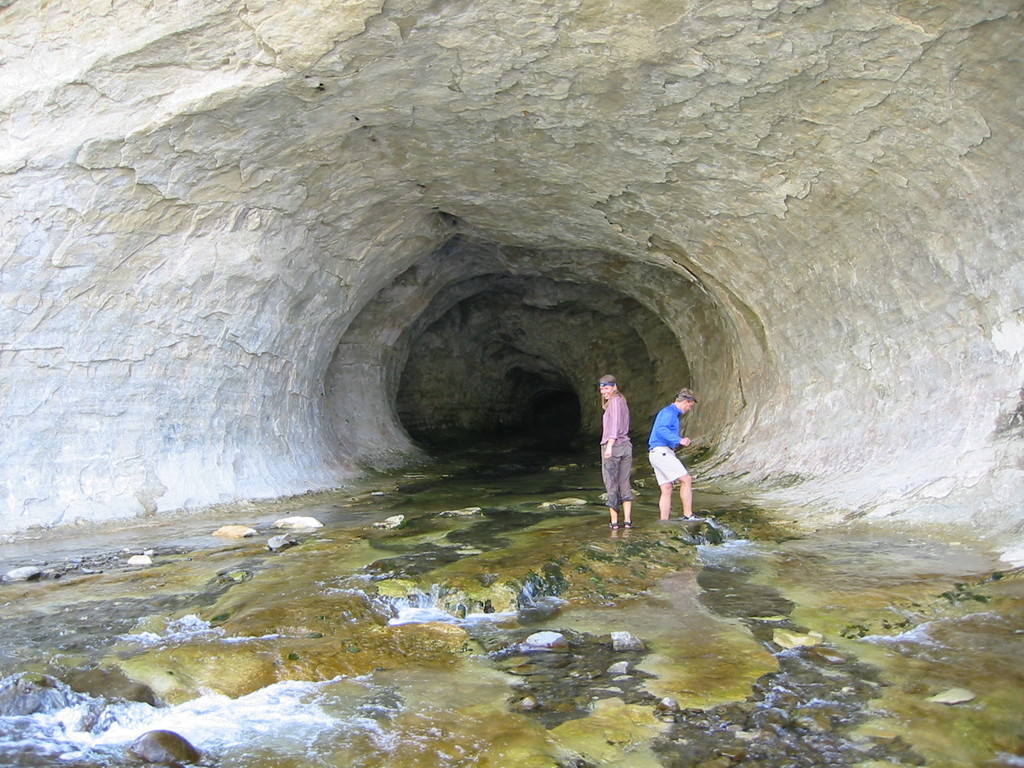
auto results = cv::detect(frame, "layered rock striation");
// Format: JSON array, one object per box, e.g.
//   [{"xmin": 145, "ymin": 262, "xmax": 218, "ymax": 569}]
[{"xmin": 1, "ymin": 0, "xmax": 1021, "ymax": 548}]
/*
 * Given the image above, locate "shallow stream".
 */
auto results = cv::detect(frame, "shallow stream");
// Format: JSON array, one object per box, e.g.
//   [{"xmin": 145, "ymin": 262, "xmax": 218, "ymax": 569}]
[{"xmin": 0, "ymin": 446, "xmax": 1021, "ymax": 767}]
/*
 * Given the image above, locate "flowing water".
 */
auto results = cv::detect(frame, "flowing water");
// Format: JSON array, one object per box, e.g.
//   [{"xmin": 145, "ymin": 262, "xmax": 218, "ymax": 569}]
[{"xmin": 0, "ymin": 445, "xmax": 1021, "ymax": 767}]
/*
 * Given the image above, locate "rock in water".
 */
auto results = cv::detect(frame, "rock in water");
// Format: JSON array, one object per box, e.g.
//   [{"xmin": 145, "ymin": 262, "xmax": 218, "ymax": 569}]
[
  {"xmin": 520, "ymin": 631, "xmax": 568, "ymax": 651},
  {"xmin": 539, "ymin": 498, "xmax": 588, "ymax": 509},
  {"xmin": 438, "ymin": 506, "xmax": 483, "ymax": 517},
  {"xmin": 128, "ymin": 730, "xmax": 201, "ymax": 765},
  {"xmin": 267, "ymin": 534, "xmax": 297, "ymax": 551},
  {"xmin": 927, "ymin": 687, "xmax": 976, "ymax": 705},
  {"xmin": 0, "ymin": 673, "xmax": 71, "ymax": 716},
  {"xmin": 607, "ymin": 661, "xmax": 631, "ymax": 675},
  {"xmin": 611, "ymin": 631, "xmax": 646, "ymax": 651},
  {"xmin": 272, "ymin": 516, "xmax": 323, "ymax": 530},
  {"xmin": 2, "ymin": 566, "xmax": 42, "ymax": 582},
  {"xmin": 772, "ymin": 628, "xmax": 824, "ymax": 649}
]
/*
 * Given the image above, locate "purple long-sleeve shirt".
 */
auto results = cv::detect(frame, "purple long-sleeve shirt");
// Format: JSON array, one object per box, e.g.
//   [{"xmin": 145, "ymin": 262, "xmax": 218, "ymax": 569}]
[{"xmin": 601, "ymin": 395, "xmax": 630, "ymax": 446}]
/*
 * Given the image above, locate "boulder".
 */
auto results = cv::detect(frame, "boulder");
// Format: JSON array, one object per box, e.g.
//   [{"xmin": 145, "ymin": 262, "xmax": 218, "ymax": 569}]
[
  {"xmin": 3, "ymin": 566, "xmax": 43, "ymax": 582},
  {"xmin": 128, "ymin": 730, "xmax": 201, "ymax": 766}
]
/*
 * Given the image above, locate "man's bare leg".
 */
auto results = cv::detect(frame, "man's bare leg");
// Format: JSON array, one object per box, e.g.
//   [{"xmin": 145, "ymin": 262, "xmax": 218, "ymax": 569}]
[
  {"xmin": 659, "ymin": 483, "xmax": 674, "ymax": 520},
  {"xmin": 680, "ymin": 473, "xmax": 693, "ymax": 518},
  {"xmin": 622, "ymin": 500, "xmax": 632, "ymax": 526}
]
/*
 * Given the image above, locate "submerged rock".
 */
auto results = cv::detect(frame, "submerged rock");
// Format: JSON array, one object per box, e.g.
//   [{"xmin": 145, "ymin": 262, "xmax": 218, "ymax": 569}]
[
  {"xmin": 374, "ymin": 514, "xmax": 406, "ymax": 529},
  {"xmin": 65, "ymin": 666, "xmax": 160, "ymax": 706},
  {"xmin": 772, "ymin": 628, "xmax": 824, "ymax": 649},
  {"xmin": 926, "ymin": 687, "xmax": 976, "ymax": 705},
  {"xmin": 128, "ymin": 730, "xmax": 201, "ymax": 766},
  {"xmin": 375, "ymin": 578, "xmax": 419, "ymax": 597},
  {"xmin": 540, "ymin": 498, "xmax": 589, "ymax": 509},
  {"xmin": 212, "ymin": 525, "xmax": 258, "ymax": 538},
  {"xmin": 439, "ymin": 506, "xmax": 483, "ymax": 517},
  {"xmin": 118, "ymin": 643, "xmax": 279, "ymax": 704},
  {"xmin": 273, "ymin": 516, "xmax": 324, "ymax": 530}
]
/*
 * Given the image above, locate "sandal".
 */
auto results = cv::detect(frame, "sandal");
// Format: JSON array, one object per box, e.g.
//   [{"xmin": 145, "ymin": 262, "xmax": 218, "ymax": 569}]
[
  {"xmin": 609, "ymin": 523, "xmax": 619, "ymax": 529},
  {"xmin": 624, "ymin": 522, "xmax": 633, "ymax": 528}
]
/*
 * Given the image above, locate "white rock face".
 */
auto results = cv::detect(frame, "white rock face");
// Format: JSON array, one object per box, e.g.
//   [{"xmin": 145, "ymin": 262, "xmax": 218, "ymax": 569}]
[{"xmin": 0, "ymin": 0, "xmax": 1021, "ymax": 555}]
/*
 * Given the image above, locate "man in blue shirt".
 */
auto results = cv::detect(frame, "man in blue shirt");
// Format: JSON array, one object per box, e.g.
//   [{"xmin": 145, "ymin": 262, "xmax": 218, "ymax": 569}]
[{"xmin": 647, "ymin": 388, "xmax": 698, "ymax": 520}]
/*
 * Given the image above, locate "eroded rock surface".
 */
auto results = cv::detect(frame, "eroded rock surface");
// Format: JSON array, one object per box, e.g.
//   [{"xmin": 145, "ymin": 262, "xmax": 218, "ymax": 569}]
[{"xmin": 0, "ymin": 0, "xmax": 1020, "ymax": 548}]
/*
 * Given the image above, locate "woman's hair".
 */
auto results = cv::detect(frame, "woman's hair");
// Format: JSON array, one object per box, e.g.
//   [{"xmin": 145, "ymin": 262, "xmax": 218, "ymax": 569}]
[{"xmin": 600, "ymin": 374, "xmax": 626, "ymax": 410}]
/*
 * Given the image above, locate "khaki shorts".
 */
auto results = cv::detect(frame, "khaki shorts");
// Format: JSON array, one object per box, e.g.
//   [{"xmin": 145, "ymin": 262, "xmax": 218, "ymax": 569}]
[{"xmin": 649, "ymin": 446, "xmax": 688, "ymax": 486}]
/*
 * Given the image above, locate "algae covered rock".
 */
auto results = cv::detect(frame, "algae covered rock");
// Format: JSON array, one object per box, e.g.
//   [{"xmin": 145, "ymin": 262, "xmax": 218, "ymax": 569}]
[
  {"xmin": 116, "ymin": 642, "xmax": 279, "ymax": 704},
  {"xmin": 772, "ymin": 628, "xmax": 824, "ymax": 649}
]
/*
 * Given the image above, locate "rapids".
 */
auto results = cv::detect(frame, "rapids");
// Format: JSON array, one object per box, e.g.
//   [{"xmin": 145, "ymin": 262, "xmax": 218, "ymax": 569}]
[{"xmin": 0, "ymin": 447, "xmax": 1020, "ymax": 767}]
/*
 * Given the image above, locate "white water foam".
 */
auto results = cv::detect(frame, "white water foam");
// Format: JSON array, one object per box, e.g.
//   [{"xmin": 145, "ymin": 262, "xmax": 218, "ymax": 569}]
[
  {"xmin": 1, "ymin": 676, "xmax": 382, "ymax": 766},
  {"xmin": 384, "ymin": 586, "xmax": 517, "ymax": 626},
  {"xmin": 121, "ymin": 614, "xmax": 282, "ymax": 646},
  {"xmin": 696, "ymin": 537, "xmax": 757, "ymax": 567}
]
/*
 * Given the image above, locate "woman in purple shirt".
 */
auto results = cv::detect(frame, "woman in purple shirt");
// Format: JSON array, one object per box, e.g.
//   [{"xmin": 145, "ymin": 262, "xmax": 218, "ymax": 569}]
[{"xmin": 599, "ymin": 374, "xmax": 634, "ymax": 528}]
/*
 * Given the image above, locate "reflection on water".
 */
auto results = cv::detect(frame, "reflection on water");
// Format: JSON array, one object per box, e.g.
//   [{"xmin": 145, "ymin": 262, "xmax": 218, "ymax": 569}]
[{"xmin": 1, "ymin": 447, "xmax": 1021, "ymax": 767}]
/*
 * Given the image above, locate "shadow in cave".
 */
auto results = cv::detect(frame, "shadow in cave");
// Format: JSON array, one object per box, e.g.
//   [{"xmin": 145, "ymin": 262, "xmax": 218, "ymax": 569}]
[
  {"xmin": 400, "ymin": 386, "xmax": 585, "ymax": 466},
  {"xmin": 520, "ymin": 389, "xmax": 582, "ymax": 450}
]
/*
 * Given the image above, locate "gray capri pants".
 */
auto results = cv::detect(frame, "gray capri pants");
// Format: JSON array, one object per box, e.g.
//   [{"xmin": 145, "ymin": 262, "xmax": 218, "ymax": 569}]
[{"xmin": 601, "ymin": 440, "xmax": 634, "ymax": 513}]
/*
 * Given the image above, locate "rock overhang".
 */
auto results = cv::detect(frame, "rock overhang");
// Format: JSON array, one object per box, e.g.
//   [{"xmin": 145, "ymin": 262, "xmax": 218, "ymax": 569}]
[{"xmin": 0, "ymin": 0, "xmax": 1021, "ymax": 542}]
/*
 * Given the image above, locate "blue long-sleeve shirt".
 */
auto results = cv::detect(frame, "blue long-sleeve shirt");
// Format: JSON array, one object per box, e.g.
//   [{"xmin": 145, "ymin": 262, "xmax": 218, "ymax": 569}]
[{"xmin": 648, "ymin": 403, "xmax": 684, "ymax": 449}]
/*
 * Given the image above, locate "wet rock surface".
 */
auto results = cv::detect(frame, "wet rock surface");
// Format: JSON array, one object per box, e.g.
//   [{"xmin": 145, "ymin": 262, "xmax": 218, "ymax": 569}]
[
  {"xmin": 0, "ymin": 455, "xmax": 1020, "ymax": 766},
  {"xmin": 493, "ymin": 628, "xmax": 658, "ymax": 730}
]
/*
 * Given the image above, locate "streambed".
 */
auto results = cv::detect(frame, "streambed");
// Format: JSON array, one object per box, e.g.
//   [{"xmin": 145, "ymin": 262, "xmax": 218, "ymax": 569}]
[{"xmin": 0, "ymin": 448, "xmax": 1020, "ymax": 767}]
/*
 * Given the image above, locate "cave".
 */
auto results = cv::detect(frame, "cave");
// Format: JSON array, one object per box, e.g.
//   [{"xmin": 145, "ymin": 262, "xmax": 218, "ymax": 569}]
[{"xmin": 0, "ymin": 0, "xmax": 1021, "ymax": 560}]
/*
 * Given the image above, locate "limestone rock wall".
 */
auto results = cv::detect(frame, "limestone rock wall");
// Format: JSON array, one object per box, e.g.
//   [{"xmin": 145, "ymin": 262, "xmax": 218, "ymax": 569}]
[{"xmin": 0, "ymin": 0, "xmax": 1021, "ymax": 548}]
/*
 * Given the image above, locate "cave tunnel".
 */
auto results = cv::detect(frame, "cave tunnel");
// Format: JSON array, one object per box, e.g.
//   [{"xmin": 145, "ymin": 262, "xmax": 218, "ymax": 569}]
[
  {"xmin": 0, "ymin": 0, "xmax": 1021, "ymax": 555},
  {"xmin": 392, "ymin": 256, "xmax": 688, "ymax": 451},
  {"xmin": 330, "ymin": 234, "xmax": 705, "ymax": 463}
]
